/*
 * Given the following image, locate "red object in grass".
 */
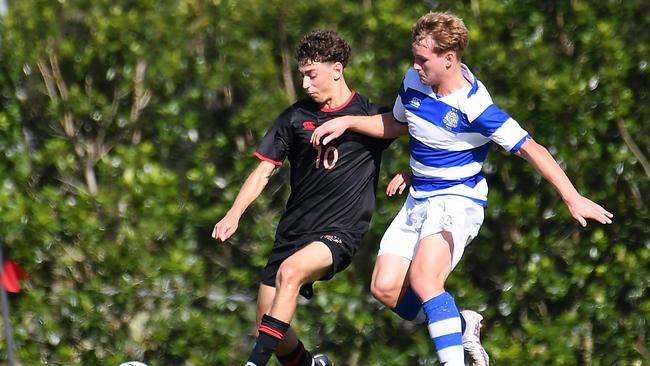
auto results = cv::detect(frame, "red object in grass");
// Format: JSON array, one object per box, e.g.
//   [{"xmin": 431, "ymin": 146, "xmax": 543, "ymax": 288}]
[{"xmin": 1, "ymin": 260, "xmax": 28, "ymax": 293}]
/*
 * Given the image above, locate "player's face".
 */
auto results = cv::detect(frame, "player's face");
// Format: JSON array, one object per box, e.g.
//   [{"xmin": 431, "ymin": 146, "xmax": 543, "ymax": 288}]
[
  {"xmin": 298, "ymin": 61, "xmax": 340, "ymax": 104},
  {"xmin": 412, "ymin": 37, "xmax": 447, "ymax": 86}
]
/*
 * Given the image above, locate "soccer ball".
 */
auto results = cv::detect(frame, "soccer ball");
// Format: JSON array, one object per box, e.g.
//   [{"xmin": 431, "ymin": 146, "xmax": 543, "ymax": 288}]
[{"xmin": 118, "ymin": 362, "xmax": 148, "ymax": 366}]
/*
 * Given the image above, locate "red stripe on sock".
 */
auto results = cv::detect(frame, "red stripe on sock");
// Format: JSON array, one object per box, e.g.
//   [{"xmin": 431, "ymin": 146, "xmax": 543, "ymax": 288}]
[{"xmin": 259, "ymin": 325, "xmax": 284, "ymax": 340}]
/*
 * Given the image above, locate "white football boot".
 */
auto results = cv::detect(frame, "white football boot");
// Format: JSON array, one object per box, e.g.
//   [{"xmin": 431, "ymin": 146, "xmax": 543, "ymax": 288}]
[
  {"xmin": 312, "ymin": 353, "xmax": 333, "ymax": 366},
  {"xmin": 461, "ymin": 310, "xmax": 490, "ymax": 366}
]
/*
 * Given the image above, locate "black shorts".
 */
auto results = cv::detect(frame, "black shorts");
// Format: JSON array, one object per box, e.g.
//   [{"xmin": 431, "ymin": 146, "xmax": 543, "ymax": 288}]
[{"xmin": 260, "ymin": 231, "xmax": 361, "ymax": 299}]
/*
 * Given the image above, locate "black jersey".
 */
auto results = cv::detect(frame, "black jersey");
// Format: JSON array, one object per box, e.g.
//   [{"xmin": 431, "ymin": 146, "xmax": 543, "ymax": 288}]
[{"xmin": 256, "ymin": 92, "xmax": 391, "ymax": 245}]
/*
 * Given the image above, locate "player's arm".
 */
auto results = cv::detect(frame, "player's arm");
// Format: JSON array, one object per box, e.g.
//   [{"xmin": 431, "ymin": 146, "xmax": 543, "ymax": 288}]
[
  {"xmin": 514, "ymin": 138, "xmax": 613, "ymax": 227},
  {"xmin": 212, "ymin": 160, "xmax": 278, "ymax": 241},
  {"xmin": 311, "ymin": 112, "xmax": 407, "ymax": 146}
]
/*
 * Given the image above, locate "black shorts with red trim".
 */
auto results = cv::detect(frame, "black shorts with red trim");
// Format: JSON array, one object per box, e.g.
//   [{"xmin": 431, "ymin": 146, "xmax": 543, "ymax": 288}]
[{"xmin": 260, "ymin": 231, "xmax": 360, "ymax": 299}]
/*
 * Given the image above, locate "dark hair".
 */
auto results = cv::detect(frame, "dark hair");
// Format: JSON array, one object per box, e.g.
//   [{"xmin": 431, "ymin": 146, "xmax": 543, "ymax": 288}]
[{"xmin": 295, "ymin": 29, "xmax": 351, "ymax": 67}]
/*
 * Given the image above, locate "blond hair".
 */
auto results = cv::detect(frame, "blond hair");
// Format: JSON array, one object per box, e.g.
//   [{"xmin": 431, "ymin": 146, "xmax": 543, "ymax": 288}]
[{"xmin": 412, "ymin": 12, "xmax": 469, "ymax": 57}]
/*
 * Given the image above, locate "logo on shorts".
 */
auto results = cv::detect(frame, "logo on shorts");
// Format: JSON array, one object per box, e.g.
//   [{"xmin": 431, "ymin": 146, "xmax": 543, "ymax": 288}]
[
  {"xmin": 410, "ymin": 97, "xmax": 421, "ymax": 108},
  {"xmin": 322, "ymin": 234, "xmax": 342, "ymax": 245},
  {"xmin": 440, "ymin": 214, "xmax": 454, "ymax": 229},
  {"xmin": 303, "ymin": 121, "xmax": 316, "ymax": 130},
  {"xmin": 443, "ymin": 109, "xmax": 459, "ymax": 131}
]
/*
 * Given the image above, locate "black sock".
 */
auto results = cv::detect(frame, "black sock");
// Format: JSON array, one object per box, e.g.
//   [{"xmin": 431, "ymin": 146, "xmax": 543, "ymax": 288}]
[
  {"xmin": 277, "ymin": 340, "xmax": 313, "ymax": 366},
  {"xmin": 246, "ymin": 314, "xmax": 290, "ymax": 366}
]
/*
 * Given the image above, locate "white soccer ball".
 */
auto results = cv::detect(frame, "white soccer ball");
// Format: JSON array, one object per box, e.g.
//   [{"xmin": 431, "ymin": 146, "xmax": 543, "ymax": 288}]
[{"xmin": 119, "ymin": 362, "xmax": 148, "ymax": 366}]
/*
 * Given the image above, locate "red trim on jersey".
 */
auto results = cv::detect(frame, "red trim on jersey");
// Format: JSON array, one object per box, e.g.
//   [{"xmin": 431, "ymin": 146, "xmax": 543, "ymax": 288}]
[
  {"xmin": 259, "ymin": 325, "xmax": 284, "ymax": 339},
  {"xmin": 254, "ymin": 152, "xmax": 282, "ymax": 166},
  {"xmin": 321, "ymin": 91, "xmax": 356, "ymax": 112}
]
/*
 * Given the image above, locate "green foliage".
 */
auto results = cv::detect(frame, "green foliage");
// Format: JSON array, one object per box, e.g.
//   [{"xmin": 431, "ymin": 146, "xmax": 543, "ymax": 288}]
[{"xmin": 0, "ymin": 0, "xmax": 648, "ymax": 365}]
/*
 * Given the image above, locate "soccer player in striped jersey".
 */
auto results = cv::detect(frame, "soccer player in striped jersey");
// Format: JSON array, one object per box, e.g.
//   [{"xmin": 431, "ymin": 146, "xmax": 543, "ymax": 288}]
[
  {"xmin": 213, "ymin": 30, "xmax": 393, "ymax": 366},
  {"xmin": 311, "ymin": 11, "xmax": 613, "ymax": 366}
]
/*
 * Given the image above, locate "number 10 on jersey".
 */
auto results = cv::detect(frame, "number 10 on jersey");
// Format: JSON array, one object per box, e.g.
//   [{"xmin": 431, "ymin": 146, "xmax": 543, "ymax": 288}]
[{"xmin": 314, "ymin": 145, "xmax": 339, "ymax": 170}]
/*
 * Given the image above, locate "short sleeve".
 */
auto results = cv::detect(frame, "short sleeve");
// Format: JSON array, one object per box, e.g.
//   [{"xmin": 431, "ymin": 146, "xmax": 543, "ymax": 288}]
[
  {"xmin": 463, "ymin": 84, "xmax": 531, "ymax": 153},
  {"xmin": 392, "ymin": 83, "xmax": 408, "ymax": 124},
  {"xmin": 471, "ymin": 105, "xmax": 531, "ymax": 153},
  {"xmin": 255, "ymin": 107, "xmax": 295, "ymax": 165}
]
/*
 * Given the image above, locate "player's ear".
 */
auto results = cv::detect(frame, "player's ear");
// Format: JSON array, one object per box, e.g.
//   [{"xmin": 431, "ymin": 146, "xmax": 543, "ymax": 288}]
[
  {"xmin": 444, "ymin": 52, "xmax": 455, "ymax": 68},
  {"xmin": 332, "ymin": 62, "xmax": 344, "ymax": 80}
]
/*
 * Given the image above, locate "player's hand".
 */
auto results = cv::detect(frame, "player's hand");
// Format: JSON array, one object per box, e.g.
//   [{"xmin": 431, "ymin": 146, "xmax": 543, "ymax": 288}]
[
  {"xmin": 565, "ymin": 195, "xmax": 613, "ymax": 227},
  {"xmin": 212, "ymin": 212, "xmax": 240, "ymax": 242},
  {"xmin": 311, "ymin": 117, "xmax": 350, "ymax": 146},
  {"xmin": 386, "ymin": 172, "xmax": 410, "ymax": 196}
]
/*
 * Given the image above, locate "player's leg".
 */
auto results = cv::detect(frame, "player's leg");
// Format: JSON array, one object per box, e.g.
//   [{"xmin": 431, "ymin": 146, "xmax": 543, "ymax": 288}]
[
  {"xmin": 371, "ymin": 196, "xmax": 462, "ymax": 327},
  {"xmin": 372, "ymin": 253, "xmax": 481, "ymax": 333},
  {"xmin": 409, "ymin": 231, "xmax": 465, "ymax": 366},
  {"xmin": 254, "ymin": 279, "xmax": 324, "ymax": 366},
  {"xmin": 272, "ymin": 241, "xmax": 334, "ymax": 366},
  {"xmin": 371, "ymin": 196, "xmax": 428, "ymax": 322},
  {"xmin": 410, "ymin": 196, "xmax": 488, "ymax": 366},
  {"xmin": 372, "ymin": 259, "xmax": 487, "ymax": 366},
  {"xmin": 246, "ymin": 241, "xmax": 332, "ymax": 366},
  {"xmin": 370, "ymin": 254, "xmax": 408, "ymax": 308},
  {"xmin": 253, "ymin": 284, "xmax": 300, "ymax": 354},
  {"xmin": 268, "ymin": 241, "xmax": 331, "ymax": 321},
  {"xmin": 371, "ymin": 253, "xmax": 427, "ymax": 323}
]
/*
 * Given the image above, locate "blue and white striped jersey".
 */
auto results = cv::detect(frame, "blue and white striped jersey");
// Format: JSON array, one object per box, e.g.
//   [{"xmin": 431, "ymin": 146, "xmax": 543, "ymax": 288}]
[{"xmin": 393, "ymin": 65, "xmax": 530, "ymax": 206}]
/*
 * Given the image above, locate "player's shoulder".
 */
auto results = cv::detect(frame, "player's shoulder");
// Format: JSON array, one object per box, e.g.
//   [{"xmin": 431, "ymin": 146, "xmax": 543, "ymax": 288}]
[
  {"xmin": 350, "ymin": 91, "xmax": 372, "ymax": 107},
  {"xmin": 400, "ymin": 68, "xmax": 432, "ymax": 96},
  {"xmin": 460, "ymin": 65, "xmax": 492, "ymax": 100},
  {"xmin": 403, "ymin": 68, "xmax": 421, "ymax": 87},
  {"xmin": 457, "ymin": 65, "xmax": 495, "ymax": 117},
  {"xmin": 272, "ymin": 97, "xmax": 318, "ymax": 124},
  {"xmin": 402, "ymin": 67, "xmax": 419, "ymax": 82},
  {"xmin": 289, "ymin": 97, "xmax": 320, "ymax": 115},
  {"xmin": 347, "ymin": 92, "xmax": 388, "ymax": 116}
]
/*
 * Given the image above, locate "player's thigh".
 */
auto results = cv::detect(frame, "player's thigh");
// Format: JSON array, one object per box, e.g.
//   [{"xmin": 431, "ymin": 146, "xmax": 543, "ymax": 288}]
[
  {"xmin": 278, "ymin": 241, "xmax": 333, "ymax": 285},
  {"xmin": 377, "ymin": 197, "xmax": 422, "ymax": 260},
  {"xmin": 419, "ymin": 195, "xmax": 485, "ymax": 270},
  {"xmin": 371, "ymin": 254, "xmax": 411, "ymax": 298},
  {"xmin": 409, "ymin": 231, "xmax": 454, "ymax": 296}
]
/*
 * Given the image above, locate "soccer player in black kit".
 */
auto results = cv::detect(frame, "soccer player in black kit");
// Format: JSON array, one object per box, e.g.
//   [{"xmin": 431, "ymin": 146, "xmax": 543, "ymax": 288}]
[{"xmin": 212, "ymin": 30, "xmax": 391, "ymax": 366}]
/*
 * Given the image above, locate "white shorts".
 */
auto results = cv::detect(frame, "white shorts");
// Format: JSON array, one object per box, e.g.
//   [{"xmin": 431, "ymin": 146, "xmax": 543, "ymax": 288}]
[{"xmin": 377, "ymin": 194, "xmax": 485, "ymax": 270}]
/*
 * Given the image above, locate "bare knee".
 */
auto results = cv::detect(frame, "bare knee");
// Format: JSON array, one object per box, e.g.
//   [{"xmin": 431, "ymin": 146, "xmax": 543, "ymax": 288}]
[
  {"xmin": 371, "ymin": 277, "xmax": 402, "ymax": 308},
  {"xmin": 408, "ymin": 265, "xmax": 446, "ymax": 300},
  {"xmin": 276, "ymin": 261, "xmax": 306, "ymax": 293}
]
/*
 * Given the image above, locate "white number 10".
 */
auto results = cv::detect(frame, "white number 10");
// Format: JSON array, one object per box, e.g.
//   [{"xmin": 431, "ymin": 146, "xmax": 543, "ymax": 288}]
[{"xmin": 315, "ymin": 145, "xmax": 339, "ymax": 170}]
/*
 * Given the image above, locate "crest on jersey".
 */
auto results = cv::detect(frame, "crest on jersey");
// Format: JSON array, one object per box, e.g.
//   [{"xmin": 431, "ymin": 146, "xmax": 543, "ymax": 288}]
[
  {"xmin": 303, "ymin": 121, "xmax": 316, "ymax": 130},
  {"xmin": 443, "ymin": 109, "xmax": 459, "ymax": 131},
  {"xmin": 410, "ymin": 97, "xmax": 421, "ymax": 108}
]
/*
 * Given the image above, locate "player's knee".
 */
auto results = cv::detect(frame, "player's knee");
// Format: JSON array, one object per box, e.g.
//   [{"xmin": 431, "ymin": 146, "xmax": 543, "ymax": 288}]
[
  {"xmin": 370, "ymin": 277, "xmax": 401, "ymax": 308},
  {"xmin": 276, "ymin": 261, "xmax": 305, "ymax": 291},
  {"xmin": 408, "ymin": 268, "xmax": 445, "ymax": 298}
]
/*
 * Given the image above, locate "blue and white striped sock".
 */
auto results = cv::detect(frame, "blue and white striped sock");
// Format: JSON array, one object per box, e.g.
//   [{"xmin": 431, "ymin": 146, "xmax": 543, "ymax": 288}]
[{"xmin": 422, "ymin": 291, "xmax": 464, "ymax": 366}]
